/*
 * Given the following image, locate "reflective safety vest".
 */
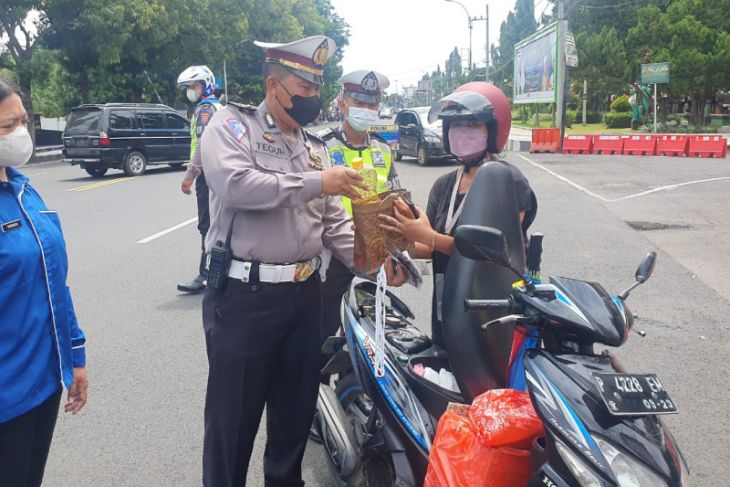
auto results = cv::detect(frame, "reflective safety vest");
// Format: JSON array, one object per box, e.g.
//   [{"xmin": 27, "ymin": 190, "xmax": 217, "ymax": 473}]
[
  {"xmin": 322, "ymin": 128, "xmax": 394, "ymax": 215},
  {"xmin": 190, "ymin": 97, "xmax": 221, "ymax": 159}
]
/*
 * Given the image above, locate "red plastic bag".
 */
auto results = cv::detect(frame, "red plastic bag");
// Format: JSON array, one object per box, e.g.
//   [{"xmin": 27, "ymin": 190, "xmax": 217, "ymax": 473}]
[
  {"xmin": 423, "ymin": 390, "xmax": 543, "ymax": 487},
  {"xmin": 468, "ymin": 389, "xmax": 544, "ymax": 449}
]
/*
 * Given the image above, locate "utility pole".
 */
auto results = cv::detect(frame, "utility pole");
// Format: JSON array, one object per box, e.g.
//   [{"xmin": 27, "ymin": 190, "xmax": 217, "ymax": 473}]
[
  {"xmin": 555, "ymin": 0, "xmax": 569, "ymax": 139},
  {"xmin": 582, "ymin": 79, "xmax": 588, "ymax": 125},
  {"xmin": 445, "ymin": 0, "xmax": 487, "ymax": 79},
  {"xmin": 485, "ymin": 4, "xmax": 490, "ymax": 82}
]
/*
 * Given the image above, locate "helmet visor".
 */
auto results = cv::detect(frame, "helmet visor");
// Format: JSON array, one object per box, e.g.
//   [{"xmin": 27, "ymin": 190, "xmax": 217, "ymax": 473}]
[{"xmin": 428, "ymin": 90, "xmax": 494, "ymax": 124}]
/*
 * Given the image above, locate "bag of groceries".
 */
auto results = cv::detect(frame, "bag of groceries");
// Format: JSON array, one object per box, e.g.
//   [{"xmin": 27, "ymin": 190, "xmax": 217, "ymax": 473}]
[
  {"xmin": 351, "ymin": 189, "xmax": 416, "ymax": 276},
  {"xmin": 423, "ymin": 390, "xmax": 544, "ymax": 487}
]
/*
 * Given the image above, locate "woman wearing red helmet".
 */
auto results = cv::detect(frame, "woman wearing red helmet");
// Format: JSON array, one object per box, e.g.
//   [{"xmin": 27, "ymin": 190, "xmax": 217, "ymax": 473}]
[{"xmin": 380, "ymin": 82, "xmax": 537, "ymax": 346}]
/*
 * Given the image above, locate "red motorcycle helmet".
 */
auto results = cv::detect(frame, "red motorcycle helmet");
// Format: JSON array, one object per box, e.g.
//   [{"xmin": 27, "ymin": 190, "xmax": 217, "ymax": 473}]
[{"xmin": 428, "ymin": 82, "xmax": 512, "ymax": 155}]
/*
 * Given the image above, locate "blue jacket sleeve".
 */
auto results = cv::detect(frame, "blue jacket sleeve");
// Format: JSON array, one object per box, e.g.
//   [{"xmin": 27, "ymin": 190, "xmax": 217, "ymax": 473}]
[{"xmin": 66, "ymin": 286, "xmax": 86, "ymax": 368}]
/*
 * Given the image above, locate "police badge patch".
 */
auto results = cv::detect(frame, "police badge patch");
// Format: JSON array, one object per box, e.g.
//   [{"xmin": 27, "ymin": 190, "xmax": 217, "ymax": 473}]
[
  {"xmin": 371, "ymin": 151, "xmax": 386, "ymax": 168},
  {"xmin": 226, "ymin": 118, "xmax": 247, "ymax": 142},
  {"xmin": 330, "ymin": 150, "xmax": 346, "ymax": 166}
]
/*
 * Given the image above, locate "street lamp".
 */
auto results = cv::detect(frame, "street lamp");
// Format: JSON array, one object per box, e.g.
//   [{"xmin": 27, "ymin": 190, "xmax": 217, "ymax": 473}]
[{"xmin": 445, "ymin": 1, "xmax": 489, "ymax": 80}]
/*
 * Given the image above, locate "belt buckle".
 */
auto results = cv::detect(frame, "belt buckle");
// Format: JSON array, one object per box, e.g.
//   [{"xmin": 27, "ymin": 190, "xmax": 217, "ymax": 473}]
[{"xmin": 293, "ymin": 257, "xmax": 319, "ymax": 282}]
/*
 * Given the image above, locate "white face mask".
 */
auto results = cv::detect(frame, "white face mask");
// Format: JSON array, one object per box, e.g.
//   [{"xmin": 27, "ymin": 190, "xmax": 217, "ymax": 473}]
[
  {"xmin": 186, "ymin": 88, "xmax": 201, "ymax": 103},
  {"xmin": 0, "ymin": 125, "xmax": 33, "ymax": 168},
  {"xmin": 346, "ymin": 106, "xmax": 379, "ymax": 132}
]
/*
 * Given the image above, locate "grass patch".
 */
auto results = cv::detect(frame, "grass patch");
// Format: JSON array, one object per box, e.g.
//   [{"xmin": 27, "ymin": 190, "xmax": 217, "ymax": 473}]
[
  {"xmin": 514, "ymin": 122, "xmax": 644, "ymax": 135},
  {"xmin": 567, "ymin": 124, "xmax": 637, "ymax": 135}
]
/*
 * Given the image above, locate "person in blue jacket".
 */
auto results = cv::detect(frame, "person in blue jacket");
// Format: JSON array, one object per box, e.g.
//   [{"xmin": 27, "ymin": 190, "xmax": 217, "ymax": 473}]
[{"xmin": 0, "ymin": 77, "xmax": 88, "ymax": 486}]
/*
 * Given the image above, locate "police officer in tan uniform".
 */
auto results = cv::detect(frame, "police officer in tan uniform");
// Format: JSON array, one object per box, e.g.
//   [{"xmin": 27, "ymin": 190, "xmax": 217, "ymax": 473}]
[{"xmin": 199, "ymin": 36, "xmax": 405, "ymax": 486}]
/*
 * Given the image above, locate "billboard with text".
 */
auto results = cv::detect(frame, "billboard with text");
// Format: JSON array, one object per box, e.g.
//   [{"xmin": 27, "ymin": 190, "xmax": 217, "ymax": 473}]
[{"xmin": 514, "ymin": 23, "xmax": 558, "ymax": 104}]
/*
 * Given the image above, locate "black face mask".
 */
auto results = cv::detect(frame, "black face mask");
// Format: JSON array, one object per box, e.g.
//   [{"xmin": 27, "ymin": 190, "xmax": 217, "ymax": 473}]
[{"xmin": 276, "ymin": 81, "xmax": 322, "ymax": 127}]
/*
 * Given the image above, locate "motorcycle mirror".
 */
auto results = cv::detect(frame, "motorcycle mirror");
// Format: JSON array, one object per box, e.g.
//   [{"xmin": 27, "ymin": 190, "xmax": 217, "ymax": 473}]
[
  {"xmin": 635, "ymin": 251, "xmax": 657, "ymax": 284},
  {"xmin": 454, "ymin": 225, "xmax": 511, "ymax": 267},
  {"xmin": 618, "ymin": 251, "xmax": 658, "ymax": 301}
]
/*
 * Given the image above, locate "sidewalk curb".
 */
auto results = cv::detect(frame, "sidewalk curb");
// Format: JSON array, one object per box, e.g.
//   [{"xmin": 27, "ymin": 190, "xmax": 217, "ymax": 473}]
[{"xmin": 506, "ymin": 138, "xmax": 531, "ymax": 153}]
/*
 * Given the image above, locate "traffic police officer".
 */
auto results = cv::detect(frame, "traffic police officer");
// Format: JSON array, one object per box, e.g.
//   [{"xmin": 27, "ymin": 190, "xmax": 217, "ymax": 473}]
[
  {"xmin": 319, "ymin": 69, "xmax": 399, "ymax": 368},
  {"xmin": 199, "ymin": 36, "xmax": 406, "ymax": 486},
  {"xmin": 176, "ymin": 65, "xmax": 221, "ymax": 293}
]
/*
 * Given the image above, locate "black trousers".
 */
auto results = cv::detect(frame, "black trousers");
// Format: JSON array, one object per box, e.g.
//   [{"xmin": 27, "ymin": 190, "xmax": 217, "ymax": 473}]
[
  {"xmin": 196, "ymin": 171, "xmax": 210, "ymax": 237},
  {"xmin": 319, "ymin": 258, "xmax": 354, "ymax": 377},
  {"xmin": 0, "ymin": 388, "xmax": 62, "ymax": 487},
  {"xmin": 195, "ymin": 172, "xmax": 210, "ymax": 277},
  {"xmin": 202, "ymin": 276, "xmax": 323, "ymax": 487}
]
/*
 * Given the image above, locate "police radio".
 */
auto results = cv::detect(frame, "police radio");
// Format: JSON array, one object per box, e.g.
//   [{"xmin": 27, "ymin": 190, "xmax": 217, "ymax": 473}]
[{"xmin": 206, "ymin": 214, "xmax": 237, "ymax": 291}]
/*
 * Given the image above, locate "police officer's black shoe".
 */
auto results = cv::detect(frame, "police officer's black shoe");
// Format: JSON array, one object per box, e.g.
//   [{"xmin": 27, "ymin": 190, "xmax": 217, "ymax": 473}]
[{"xmin": 177, "ymin": 275, "xmax": 206, "ymax": 294}]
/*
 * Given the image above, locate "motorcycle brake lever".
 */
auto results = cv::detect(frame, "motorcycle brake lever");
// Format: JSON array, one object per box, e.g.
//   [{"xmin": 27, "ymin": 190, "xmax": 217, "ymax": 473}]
[{"xmin": 481, "ymin": 314, "xmax": 532, "ymax": 331}]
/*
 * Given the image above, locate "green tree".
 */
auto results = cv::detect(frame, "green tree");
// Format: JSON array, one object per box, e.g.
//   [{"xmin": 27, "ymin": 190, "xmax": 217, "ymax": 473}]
[
  {"xmin": 572, "ymin": 26, "xmax": 628, "ymax": 111},
  {"xmin": 492, "ymin": 0, "xmax": 537, "ymax": 91},
  {"xmin": 627, "ymin": 0, "xmax": 730, "ymax": 124},
  {"xmin": 0, "ymin": 1, "xmax": 49, "ymax": 135}
]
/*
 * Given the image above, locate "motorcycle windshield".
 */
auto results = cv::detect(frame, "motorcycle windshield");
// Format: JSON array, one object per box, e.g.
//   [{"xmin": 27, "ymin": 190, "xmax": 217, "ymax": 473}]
[{"xmin": 442, "ymin": 162, "xmax": 527, "ymax": 402}]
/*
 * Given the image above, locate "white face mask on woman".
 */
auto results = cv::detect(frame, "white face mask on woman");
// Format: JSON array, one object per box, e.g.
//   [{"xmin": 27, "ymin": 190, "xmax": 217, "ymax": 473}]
[{"xmin": 0, "ymin": 125, "xmax": 33, "ymax": 168}]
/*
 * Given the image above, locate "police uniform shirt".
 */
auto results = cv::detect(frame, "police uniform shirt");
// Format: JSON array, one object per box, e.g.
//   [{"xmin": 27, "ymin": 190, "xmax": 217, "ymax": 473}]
[
  {"xmin": 185, "ymin": 97, "xmax": 219, "ymax": 181},
  {"xmin": 200, "ymin": 101, "xmax": 354, "ymax": 267}
]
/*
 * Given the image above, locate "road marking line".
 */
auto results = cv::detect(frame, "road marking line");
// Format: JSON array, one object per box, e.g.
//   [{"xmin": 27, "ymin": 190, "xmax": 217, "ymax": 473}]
[
  {"xmin": 607, "ymin": 177, "xmax": 730, "ymax": 202},
  {"xmin": 27, "ymin": 171, "xmax": 48, "ymax": 177},
  {"xmin": 515, "ymin": 154, "xmax": 730, "ymax": 203},
  {"xmin": 137, "ymin": 217, "xmax": 198, "ymax": 244},
  {"xmin": 66, "ymin": 177, "xmax": 137, "ymax": 192},
  {"xmin": 515, "ymin": 153, "xmax": 609, "ymax": 202}
]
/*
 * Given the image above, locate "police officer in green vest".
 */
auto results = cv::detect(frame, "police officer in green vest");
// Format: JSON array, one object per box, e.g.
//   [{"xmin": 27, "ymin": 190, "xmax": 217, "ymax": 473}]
[{"xmin": 319, "ymin": 69, "xmax": 399, "ymax": 368}]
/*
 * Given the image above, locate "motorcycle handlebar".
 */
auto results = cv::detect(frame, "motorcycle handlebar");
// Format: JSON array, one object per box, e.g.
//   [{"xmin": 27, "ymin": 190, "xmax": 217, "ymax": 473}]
[{"xmin": 464, "ymin": 298, "xmax": 512, "ymax": 312}]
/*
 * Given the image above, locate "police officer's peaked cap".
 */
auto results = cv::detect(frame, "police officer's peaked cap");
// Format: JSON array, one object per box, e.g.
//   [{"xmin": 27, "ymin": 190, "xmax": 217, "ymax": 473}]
[
  {"xmin": 337, "ymin": 70, "xmax": 390, "ymax": 104},
  {"xmin": 255, "ymin": 35, "xmax": 336, "ymax": 85}
]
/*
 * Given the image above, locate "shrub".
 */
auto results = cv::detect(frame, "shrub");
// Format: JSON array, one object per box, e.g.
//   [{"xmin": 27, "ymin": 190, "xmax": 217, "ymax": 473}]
[
  {"xmin": 566, "ymin": 110, "xmax": 604, "ymax": 124},
  {"xmin": 586, "ymin": 111, "xmax": 603, "ymax": 124},
  {"xmin": 603, "ymin": 112, "xmax": 633, "ymax": 128},
  {"xmin": 610, "ymin": 95, "xmax": 632, "ymax": 113}
]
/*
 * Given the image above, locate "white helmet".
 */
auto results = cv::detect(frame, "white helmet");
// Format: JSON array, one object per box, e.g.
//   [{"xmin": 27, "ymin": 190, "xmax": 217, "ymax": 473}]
[{"xmin": 176, "ymin": 65, "xmax": 216, "ymax": 97}]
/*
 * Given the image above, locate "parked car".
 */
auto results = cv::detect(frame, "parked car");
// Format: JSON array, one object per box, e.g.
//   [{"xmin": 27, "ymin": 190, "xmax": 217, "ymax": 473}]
[
  {"xmin": 62, "ymin": 103, "xmax": 191, "ymax": 177},
  {"xmin": 393, "ymin": 106, "xmax": 453, "ymax": 165},
  {"xmin": 378, "ymin": 107, "xmax": 394, "ymax": 119}
]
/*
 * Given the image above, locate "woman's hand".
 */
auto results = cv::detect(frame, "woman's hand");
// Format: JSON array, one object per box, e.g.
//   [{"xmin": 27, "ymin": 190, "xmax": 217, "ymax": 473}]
[
  {"xmin": 65, "ymin": 367, "xmax": 88, "ymax": 415},
  {"xmin": 379, "ymin": 205, "xmax": 433, "ymax": 245},
  {"xmin": 385, "ymin": 257, "xmax": 408, "ymax": 287}
]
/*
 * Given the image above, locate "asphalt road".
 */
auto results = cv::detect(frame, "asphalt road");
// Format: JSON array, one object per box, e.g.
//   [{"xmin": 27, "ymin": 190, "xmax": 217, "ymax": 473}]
[{"xmin": 29, "ymin": 148, "xmax": 730, "ymax": 486}]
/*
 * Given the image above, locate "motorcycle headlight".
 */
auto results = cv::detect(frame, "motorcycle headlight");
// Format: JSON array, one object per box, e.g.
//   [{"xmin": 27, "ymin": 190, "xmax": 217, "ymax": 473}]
[
  {"xmin": 555, "ymin": 441, "xmax": 604, "ymax": 487},
  {"xmin": 595, "ymin": 438, "xmax": 668, "ymax": 487}
]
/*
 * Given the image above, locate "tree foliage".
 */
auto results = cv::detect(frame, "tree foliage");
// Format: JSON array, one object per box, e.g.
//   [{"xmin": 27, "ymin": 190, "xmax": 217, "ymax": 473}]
[
  {"xmin": 1, "ymin": 0, "xmax": 348, "ymax": 118},
  {"xmin": 491, "ymin": 0, "xmax": 537, "ymax": 91}
]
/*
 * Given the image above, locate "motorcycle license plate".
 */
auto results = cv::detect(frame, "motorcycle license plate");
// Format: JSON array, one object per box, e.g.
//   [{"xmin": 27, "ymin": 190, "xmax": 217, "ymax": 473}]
[{"xmin": 593, "ymin": 373, "xmax": 678, "ymax": 416}]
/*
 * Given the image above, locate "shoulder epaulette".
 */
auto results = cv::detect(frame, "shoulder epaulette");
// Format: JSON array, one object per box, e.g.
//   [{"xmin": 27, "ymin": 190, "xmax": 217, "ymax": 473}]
[
  {"xmin": 315, "ymin": 127, "xmax": 337, "ymax": 141},
  {"xmin": 304, "ymin": 129, "xmax": 326, "ymax": 145},
  {"xmin": 227, "ymin": 102, "xmax": 258, "ymax": 114}
]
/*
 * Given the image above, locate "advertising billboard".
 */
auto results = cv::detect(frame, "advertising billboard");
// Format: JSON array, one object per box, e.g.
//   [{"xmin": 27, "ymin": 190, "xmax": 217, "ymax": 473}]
[{"xmin": 514, "ymin": 23, "xmax": 558, "ymax": 104}]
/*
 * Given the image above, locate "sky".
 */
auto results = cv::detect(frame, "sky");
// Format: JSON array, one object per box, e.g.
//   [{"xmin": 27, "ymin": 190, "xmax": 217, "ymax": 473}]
[{"xmin": 329, "ymin": 0, "xmax": 550, "ymax": 92}]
